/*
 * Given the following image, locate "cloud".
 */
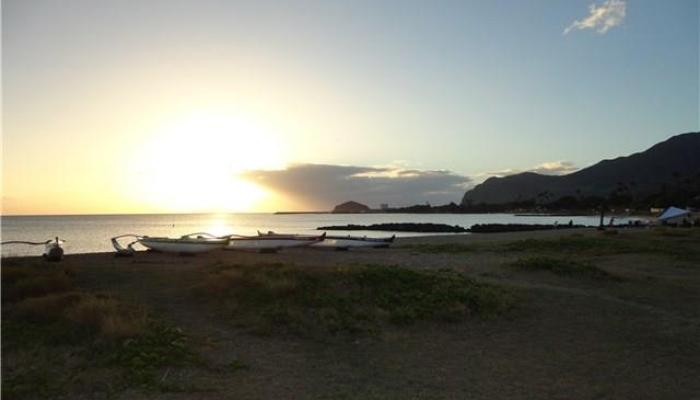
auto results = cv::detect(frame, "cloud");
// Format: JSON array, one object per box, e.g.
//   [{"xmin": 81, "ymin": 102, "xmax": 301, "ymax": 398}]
[
  {"xmin": 479, "ymin": 160, "xmax": 578, "ymax": 180},
  {"xmin": 529, "ymin": 161, "xmax": 579, "ymax": 175},
  {"xmin": 239, "ymin": 163, "xmax": 472, "ymax": 210},
  {"xmin": 564, "ymin": 0, "xmax": 626, "ymax": 35}
]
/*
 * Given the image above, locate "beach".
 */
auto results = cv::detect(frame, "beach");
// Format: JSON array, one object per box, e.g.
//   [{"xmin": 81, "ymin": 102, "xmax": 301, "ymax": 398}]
[{"xmin": 3, "ymin": 227, "xmax": 700, "ymax": 399}]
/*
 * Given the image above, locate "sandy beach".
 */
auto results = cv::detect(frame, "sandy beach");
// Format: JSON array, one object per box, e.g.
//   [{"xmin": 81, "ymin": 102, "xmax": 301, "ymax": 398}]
[{"xmin": 3, "ymin": 227, "xmax": 700, "ymax": 399}]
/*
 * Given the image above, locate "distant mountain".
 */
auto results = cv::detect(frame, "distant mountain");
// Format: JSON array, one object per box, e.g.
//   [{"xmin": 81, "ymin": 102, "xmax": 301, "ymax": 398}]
[
  {"xmin": 461, "ymin": 132, "xmax": 700, "ymax": 206},
  {"xmin": 332, "ymin": 201, "xmax": 371, "ymax": 213}
]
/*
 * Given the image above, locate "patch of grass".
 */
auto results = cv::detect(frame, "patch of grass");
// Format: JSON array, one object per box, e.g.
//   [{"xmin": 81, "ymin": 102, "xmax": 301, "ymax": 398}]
[
  {"xmin": 225, "ymin": 359, "xmax": 250, "ymax": 372},
  {"xmin": 1, "ymin": 265, "xmax": 33, "ymax": 282},
  {"xmin": 66, "ymin": 294, "xmax": 150, "ymax": 339},
  {"xmin": 2, "ymin": 266, "xmax": 199, "ymax": 399},
  {"xmin": 4, "ymin": 302, "xmax": 196, "ymax": 397},
  {"xmin": 1, "ymin": 356, "xmax": 58, "ymax": 399},
  {"xmin": 13, "ymin": 291, "xmax": 84, "ymax": 321},
  {"xmin": 2, "ymin": 267, "xmax": 73, "ymax": 303},
  {"xmin": 10, "ymin": 291, "xmax": 149, "ymax": 340},
  {"xmin": 652, "ymin": 227, "xmax": 698, "ymax": 238},
  {"xmin": 504, "ymin": 236, "xmax": 625, "ymax": 253},
  {"xmin": 510, "ymin": 256, "xmax": 619, "ymax": 280},
  {"xmin": 401, "ymin": 243, "xmax": 478, "ymax": 254},
  {"xmin": 193, "ymin": 263, "xmax": 514, "ymax": 336},
  {"xmin": 503, "ymin": 233, "xmax": 700, "ymax": 261},
  {"xmin": 111, "ymin": 325, "xmax": 197, "ymax": 385}
]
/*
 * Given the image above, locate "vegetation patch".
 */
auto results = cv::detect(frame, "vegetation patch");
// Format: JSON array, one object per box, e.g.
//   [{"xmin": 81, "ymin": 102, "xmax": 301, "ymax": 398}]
[
  {"xmin": 652, "ymin": 227, "xmax": 699, "ymax": 238},
  {"xmin": 2, "ymin": 265, "xmax": 199, "ymax": 399},
  {"xmin": 503, "ymin": 234, "xmax": 700, "ymax": 260},
  {"xmin": 510, "ymin": 256, "xmax": 619, "ymax": 280},
  {"xmin": 401, "ymin": 243, "xmax": 478, "ymax": 254},
  {"xmin": 193, "ymin": 263, "xmax": 514, "ymax": 336},
  {"xmin": 2, "ymin": 266, "xmax": 74, "ymax": 303}
]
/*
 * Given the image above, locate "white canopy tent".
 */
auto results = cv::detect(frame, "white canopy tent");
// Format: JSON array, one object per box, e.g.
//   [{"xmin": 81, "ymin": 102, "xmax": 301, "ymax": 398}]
[{"xmin": 657, "ymin": 207, "xmax": 692, "ymax": 224}]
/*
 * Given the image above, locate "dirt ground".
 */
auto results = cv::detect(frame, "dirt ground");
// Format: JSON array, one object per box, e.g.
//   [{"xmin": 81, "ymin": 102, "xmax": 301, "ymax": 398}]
[{"xmin": 6, "ymin": 228, "xmax": 700, "ymax": 399}]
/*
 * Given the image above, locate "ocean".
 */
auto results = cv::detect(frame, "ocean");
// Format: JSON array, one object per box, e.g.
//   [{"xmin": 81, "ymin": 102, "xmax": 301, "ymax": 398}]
[{"xmin": 1, "ymin": 213, "xmax": 636, "ymax": 257}]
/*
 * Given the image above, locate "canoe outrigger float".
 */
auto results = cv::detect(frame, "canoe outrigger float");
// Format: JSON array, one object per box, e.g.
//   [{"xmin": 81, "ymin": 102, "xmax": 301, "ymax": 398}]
[
  {"xmin": 0, "ymin": 237, "xmax": 65, "ymax": 261},
  {"xmin": 258, "ymin": 231, "xmax": 395, "ymax": 250},
  {"xmin": 110, "ymin": 232, "xmax": 325, "ymax": 255}
]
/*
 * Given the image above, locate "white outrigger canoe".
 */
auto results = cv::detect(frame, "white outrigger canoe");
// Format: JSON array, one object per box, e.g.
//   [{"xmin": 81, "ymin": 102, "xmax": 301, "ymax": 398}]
[
  {"xmin": 111, "ymin": 232, "xmax": 325, "ymax": 255},
  {"xmin": 320, "ymin": 234, "xmax": 395, "ymax": 250},
  {"xmin": 111, "ymin": 233, "xmax": 228, "ymax": 255},
  {"xmin": 227, "ymin": 232, "xmax": 325, "ymax": 252},
  {"xmin": 258, "ymin": 231, "xmax": 395, "ymax": 250},
  {"xmin": 0, "ymin": 237, "xmax": 65, "ymax": 261}
]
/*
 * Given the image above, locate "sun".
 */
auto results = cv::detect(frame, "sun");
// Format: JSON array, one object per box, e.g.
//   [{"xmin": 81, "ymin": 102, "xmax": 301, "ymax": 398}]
[{"xmin": 129, "ymin": 110, "xmax": 286, "ymax": 212}]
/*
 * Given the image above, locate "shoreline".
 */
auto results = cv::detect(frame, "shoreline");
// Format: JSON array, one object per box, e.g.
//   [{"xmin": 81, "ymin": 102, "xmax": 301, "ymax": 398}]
[
  {"xmin": 2, "ymin": 226, "xmax": 660, "ymax": 259},
  {"xmin": 0, "ymin": 227, "xmax": 652, "ymax": 260}
]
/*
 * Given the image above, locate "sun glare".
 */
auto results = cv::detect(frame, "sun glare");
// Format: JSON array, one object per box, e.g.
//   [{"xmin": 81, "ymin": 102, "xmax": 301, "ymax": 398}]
[{"xmin": 129, "ymin": 110, "xmax": 286, "ymax": 212}]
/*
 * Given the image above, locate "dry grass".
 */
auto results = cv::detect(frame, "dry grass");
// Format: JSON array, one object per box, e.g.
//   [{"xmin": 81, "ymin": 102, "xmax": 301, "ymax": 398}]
[
  {"xmin": 14, "ymin": 291, "xmax": 84, "ymax": 321},
  {"xmin": 2, "ymin": 264, "xmax": 196, "ymax": 398},
  {"xmin": 1, "ymin": 265, "xmax": 32, "ymax": 283},
  {"xmin": 3, "ymin": 264, "xmax": 149, "ymax": 340},
  {"xmin": 11, "ymin": 291, "xmax": 149, "ymax": 339},
  {"xmin": 65, "ymin": 294, "xmax": 149, "ymax": 339},
  {"xmin": 2, "ymin": 268, "xmax": 73, "ymax": 303}
]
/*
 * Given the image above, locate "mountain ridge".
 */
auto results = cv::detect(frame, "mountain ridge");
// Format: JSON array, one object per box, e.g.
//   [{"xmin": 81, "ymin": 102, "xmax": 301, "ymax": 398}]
[{"xmin": 461, "ymin": 132, "xmax": 700, "ymax": 206}]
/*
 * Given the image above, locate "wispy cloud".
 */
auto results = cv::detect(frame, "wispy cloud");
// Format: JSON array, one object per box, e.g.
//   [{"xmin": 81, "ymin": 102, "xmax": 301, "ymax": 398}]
[
  {"xmin": 529, "ymin": 161, "xmax": 579, "ymax": 175},
  {"xmin": 478, "ymin": 160, "xmax": 578, "ymax": 180},
  {"xmin": 239, "ymin": 163, "xmax": 471, "ymax": 210},
  {"xmin": 564, "ymin": 0, "xmax": 626, "ymax": 35}
]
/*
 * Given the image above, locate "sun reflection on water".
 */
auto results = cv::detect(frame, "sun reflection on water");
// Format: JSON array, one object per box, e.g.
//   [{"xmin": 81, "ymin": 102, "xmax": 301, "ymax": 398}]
[{"xmin": 204, "ymin": 216, "xmax": 235, "ymax": 236}]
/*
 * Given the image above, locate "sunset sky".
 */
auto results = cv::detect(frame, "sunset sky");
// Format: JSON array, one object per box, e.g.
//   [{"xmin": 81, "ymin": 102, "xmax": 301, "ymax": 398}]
[{"xmin": 2, "ymin": 0, "xmax": 698, "ymax": 215}]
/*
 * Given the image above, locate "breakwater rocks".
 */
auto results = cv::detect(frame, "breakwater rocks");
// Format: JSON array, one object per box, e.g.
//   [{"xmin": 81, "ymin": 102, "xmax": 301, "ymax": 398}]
[
  {"xmin": 317, "ymin": 223, "xmax": 469, "ymax": 233},
  {"xmin": 317, "ymin": 222, "xmax": 591, "ymax": 234}
]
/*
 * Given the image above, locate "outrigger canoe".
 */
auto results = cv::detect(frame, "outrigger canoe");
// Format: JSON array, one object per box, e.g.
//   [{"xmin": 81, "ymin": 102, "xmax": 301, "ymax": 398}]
[
  {"xmin": 0, "ymin": 237, "xmax": 65, "ymax": 261},
  {"xmin": 111, "ymin": 232, "xmax": 325, "ymax": 255},
  {"xmin": 227, "ymin": 232, "xmax": 325, "ymax": 252},
  {"xmin": 322, "ymin": 234, "xmax": 395, "ymax": 249},
  {"xmin": 258, "ymin": 231, "xmax": 395, "ymax": 250},
  {"xmin": 111, "ymin": 233, "xmax": 228, "ymax": 255}
]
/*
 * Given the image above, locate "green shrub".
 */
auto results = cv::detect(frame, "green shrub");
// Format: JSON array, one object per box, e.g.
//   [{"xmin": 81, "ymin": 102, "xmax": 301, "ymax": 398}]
[
  {"xmin": 193, "ymin": 263, "xmax": 515, "ymax": 335},
  {"xmin": 111, "ymin": 325, "xmax": 196, "ymax": 385}
]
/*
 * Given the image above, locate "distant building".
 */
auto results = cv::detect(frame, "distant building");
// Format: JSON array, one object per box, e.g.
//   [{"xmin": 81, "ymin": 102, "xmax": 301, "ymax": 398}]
[
  {"xmin": 332, "ymin": 201, "xmax": 371, "ymax": 213},
  {"xmin": 380, "ymin": 203, "xmax": 389, "ymax": 210}
]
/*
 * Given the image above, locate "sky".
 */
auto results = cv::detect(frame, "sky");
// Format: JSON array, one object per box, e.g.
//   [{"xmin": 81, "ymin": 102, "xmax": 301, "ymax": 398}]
[{"xmin": 2, "ymin": 0, "xmax": 698, "ymax": 214}]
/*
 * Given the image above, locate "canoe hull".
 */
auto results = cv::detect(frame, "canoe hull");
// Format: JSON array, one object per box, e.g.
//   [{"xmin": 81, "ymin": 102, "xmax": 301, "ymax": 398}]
[
  {"xmin": 43, "ymin": 241, "xmax": 64, "ymax": 261},
  {"xmin": 226, "ymin": 237, "xmax": 320, "ymax": 251},
  {"xmin": 312, "ymin": 239, "xmax": 383, "ymax": 249},
  {"xmin": 258, "ymin": 231, "xmax": 394, "ymax": 250},
  {"xmin": 139, "ymin": 238, "xmax": 227, "ymax": 254}
]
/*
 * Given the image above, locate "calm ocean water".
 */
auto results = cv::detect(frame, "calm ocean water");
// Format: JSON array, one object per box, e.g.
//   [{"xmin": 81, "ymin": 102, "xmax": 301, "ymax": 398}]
[{"xmin": 1, "ymin": 213, "xmax": 636, "ymax": 257}]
